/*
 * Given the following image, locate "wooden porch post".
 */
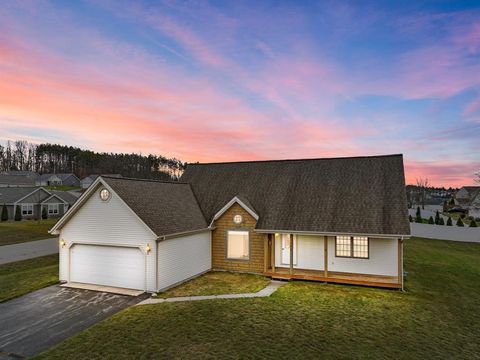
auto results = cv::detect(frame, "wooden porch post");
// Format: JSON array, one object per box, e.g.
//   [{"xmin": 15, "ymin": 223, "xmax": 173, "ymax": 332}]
[
  {"xmin": 398, "ymin": 238, "xmax": 404, "ymax": 290},
  {"xmin": 324, "ymin": 236, "xmax": 328, "ymax": 278},
  {"xmin": 264, "ymin": 235, "xmax": 268, "ymax": 273},
  {"xmin": 271, "ymin": 234, "xmax": 275, "ymax": 273},
  {"xmin": 289, "ymin": 234, "xmax": 294, "ymax": 275}
]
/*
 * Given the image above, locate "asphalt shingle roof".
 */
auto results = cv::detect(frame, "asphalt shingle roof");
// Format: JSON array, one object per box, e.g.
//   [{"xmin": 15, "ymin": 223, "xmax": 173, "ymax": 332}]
[
  {"xmin": 102, "ymin": 176, "xmax": 207, "ymax": 237},
  {"xmin": 0, "ymin": 174, "xmax": 37, "ymax": 186},
  {"xmin": 50, "ymin": 190, "xmax": 80, "ymax": 205},
  {"xmin": 0, "ymin": 187, "xmax": 42, "ymax": 204},
  {"xmin": 181, "ymin": 154, "xmax": 410, "ymax": 236}
]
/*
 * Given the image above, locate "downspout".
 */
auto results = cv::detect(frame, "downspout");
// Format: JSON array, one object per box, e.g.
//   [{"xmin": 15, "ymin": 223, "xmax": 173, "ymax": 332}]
[
  {"xmin": 401, "ymin": 236, "xmax": 404, "ymax": 292},
  {"xmin": 155, "ymin": 236, "xmax": 162, "ymax": 293}
]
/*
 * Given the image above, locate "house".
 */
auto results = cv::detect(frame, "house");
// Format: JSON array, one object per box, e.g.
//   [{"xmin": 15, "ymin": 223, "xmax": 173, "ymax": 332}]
[
  {"xmin": 454, "ymin": 186, "xmax": 480, "ymax": 218},
  {"xmin": 0, "ymin": 173, "xmax": 38, "ymax": 187},
  {"xmin": 36, "ymin": 173, "xmax": 81, "ymax": 187},
  {"xmin": 50, "ymin": 154, "xmax": 410, "ymax": 294},
  {"xmin": 81, "ymin": 174, "xmax": 122, "ymax": 189},
  {"xmin": 0, "ymin": 187, "xmax": 79, "ymax": 220}
]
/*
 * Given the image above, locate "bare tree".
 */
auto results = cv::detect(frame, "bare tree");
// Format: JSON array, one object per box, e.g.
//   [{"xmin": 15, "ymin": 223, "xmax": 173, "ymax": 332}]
[
  {"xmin": 416, "ymin": 177, "xmax": 429, "ymax": 209},
  {"xmin": 476, "ymin": 171, "xmax": 480, "ymax": 184}
]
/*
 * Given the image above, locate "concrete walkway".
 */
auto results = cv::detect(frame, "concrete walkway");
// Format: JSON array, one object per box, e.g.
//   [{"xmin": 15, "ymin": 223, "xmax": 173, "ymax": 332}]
[
  {"xmin": 0, "ymin": 237, "xmax": 58, "ymax": 265},
  {"xmin": 137, "ymin": 280, "xmax": 285, "ymax": 306}
]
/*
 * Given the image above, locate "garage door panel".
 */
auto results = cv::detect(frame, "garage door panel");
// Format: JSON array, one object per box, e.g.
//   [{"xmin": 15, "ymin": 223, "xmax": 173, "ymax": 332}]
[{"xmin": 70, "ymin": 245, "xmax": 144, "ymax": 290}]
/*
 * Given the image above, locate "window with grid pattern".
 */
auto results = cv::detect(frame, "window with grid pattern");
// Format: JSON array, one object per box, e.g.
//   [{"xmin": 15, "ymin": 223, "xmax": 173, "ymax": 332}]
[
  {"xmin": 352, "ymin": 236, "xmax": 369, "ymax": 258},
  {"xmin": 335, "ymin": 236, "xmax": 369, "ymax": 258},
  {"xmin": 335, "ymin": 236, "xmax": 352, "ymax": 257}
]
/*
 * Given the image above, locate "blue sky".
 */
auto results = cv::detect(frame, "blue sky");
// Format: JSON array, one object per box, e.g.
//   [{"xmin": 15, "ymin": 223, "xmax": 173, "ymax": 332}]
[{"xmin": 0, "ymin": 0, "xmax": 479, "ymax": 185}]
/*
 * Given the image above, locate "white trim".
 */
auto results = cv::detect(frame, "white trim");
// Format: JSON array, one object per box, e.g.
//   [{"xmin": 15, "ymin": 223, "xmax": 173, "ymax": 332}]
[
  {"xmin": 50, "ymin": 177, "xmax": 158, "ymax": 239},
  {"xmin": 209, "ymin": 196, "xmax": 259, "ymax": 227},
  {"xmin": 254, "ymin": 229, "xmax": 411, "ymax": 239},
  {"xmin": 21, "ymin": 203, "xmax": 34, "ymax": 215},
  {"xmin": 48, "ymin": 203, "xmax": 60, "ymax": 215},
  {"xmin": 158, "ymin": 227, "xmax": 212, "ymax": 241}
]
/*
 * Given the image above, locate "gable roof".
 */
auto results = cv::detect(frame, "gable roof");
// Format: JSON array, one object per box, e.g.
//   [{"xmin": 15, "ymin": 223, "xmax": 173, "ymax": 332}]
[
  {"xmin": 49, "ymin": 190, "xmax": 79, "ymax": 205},
  {"xmin": 0, "ymin": 187, "xmax": 43, "ymax": 204},
  {"xmin": 181, "ymin": 154, "xmax": 410, "ymax": 236},
  {"xmin": 101, "ymin": 177, "xmax": 207, "ymax": 237},
  {"xmin": 0, "ymin": 174, "xmax": 37, "ymax": 186},
  {"xmin": 210, "ymin": 195, "xmax": 259, "ymax": 226}
]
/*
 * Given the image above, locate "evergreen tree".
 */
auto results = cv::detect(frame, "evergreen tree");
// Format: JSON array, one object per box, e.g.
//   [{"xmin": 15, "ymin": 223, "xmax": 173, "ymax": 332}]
[
  {"xmin": 434, "ymin": 210, "xmax": 440, "ymax": 225},
  {"xmin": 42, "ymin": 206, "xmax": 48, "ymax": 220},
  {"xmin": 439, "ymin": 217, "xmax": 445, "ymax": 225},
  {"xmin": 409, "ymin": 215, "xmax": 413, "ymax": 222},
  {"xmin": 415, "ymin": 206, "xmax": 422, "ymax": 223},
  {"xmin": 456, "ymin": 218, "xmax": 464, "ymax": 227},
  {"xmin": 470, "ymin": 219, "xmax": 477, "ymax": 227},
  {"xmin": 428, "ymin": 216, "xmax": 434, "ymax": 224},
  {"xmin": 446, "ymin": 217, "xmax": 453, "ymax": 226},
  {"xmin": 1, "ymin": 203, "xmax": 8, "ymax": 221},
  {"xmin": 14, "ymin": 205, "xmax": 22, "ymax": 221}
]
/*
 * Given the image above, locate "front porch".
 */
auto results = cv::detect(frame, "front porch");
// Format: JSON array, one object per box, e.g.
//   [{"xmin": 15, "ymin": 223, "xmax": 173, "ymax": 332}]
[
  {"xmin": 264, "ymin": 268, "xmax": 401, "ymax": 289},
  {"xmin": 262, "ymin": 233, "xmax": 403, "ymax": 289}
]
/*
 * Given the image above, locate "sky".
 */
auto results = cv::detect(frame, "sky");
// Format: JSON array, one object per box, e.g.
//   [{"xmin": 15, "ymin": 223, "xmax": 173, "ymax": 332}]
[{"xmin": 0, "ymin": 0, "xmax": 479, "ymax": 187}]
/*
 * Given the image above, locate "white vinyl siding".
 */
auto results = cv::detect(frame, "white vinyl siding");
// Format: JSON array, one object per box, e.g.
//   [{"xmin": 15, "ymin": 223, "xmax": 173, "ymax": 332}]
[
  {"xmin": 328, "ymin": 236, "xmax": 397, "ymax": 276},
  {"xmin": 59, "ymin": 185, "xmax": 157, "ymax": 292},
  {"xmin": 275, "ymin": 235, "xmax": 324, "ymax": 270},
  {"xmin": 157, "ymin": 231, "xmax": 211, "ymax": 291}
]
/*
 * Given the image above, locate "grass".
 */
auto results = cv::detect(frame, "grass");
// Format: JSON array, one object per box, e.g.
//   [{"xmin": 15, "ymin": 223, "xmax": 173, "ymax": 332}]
[
  {"xmin": 0, "ymin": 218, "xmax": 58, "ymax": 246},
  {"xmin": 155, "ymin": 271, "xmax": 270, "ymax": 298},
  {"xmin": 0, "ymin": 254, "xmax": 59, "ymax": 302},
  {"xmin": 36, "ymin": 237, "xmax": 480, "ymax": 359}
]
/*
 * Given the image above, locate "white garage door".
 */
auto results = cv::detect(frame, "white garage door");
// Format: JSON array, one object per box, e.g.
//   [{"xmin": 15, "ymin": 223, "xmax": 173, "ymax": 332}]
[{"xmin": 70, "ymin": 244, "xmax": 144, "ymax": 290}]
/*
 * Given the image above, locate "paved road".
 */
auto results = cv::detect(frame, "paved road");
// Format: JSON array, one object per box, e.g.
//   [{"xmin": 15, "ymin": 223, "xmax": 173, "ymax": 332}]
[
  {"xmin": 0, "ymin": 285, "xmax": 146, "ymax": 359},
  {"xmin": 0, "ymin": 238, "xmax": 58, "ymax": 265}
]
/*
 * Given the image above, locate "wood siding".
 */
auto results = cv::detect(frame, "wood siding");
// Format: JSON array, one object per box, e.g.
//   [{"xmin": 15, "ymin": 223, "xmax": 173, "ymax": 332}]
[{"xmin": 212, "ymin": 203, "xmax": 266, "ymax": 273}]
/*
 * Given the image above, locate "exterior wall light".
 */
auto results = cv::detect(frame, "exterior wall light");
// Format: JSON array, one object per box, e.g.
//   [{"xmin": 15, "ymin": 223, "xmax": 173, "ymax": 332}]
[
  {"xmin": 146, "ymin": 244, "xmax": 151, "ymax": 254},
  {"xmin": 60, "ymin": 239, "xmax": 66, "ymax": 248}
]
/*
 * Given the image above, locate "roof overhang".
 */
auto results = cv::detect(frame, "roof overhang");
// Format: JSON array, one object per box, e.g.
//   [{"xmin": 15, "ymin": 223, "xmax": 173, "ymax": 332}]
[
  {"xmin": 254, "ymin": 228, "xmax": 411, "ymax": 239},
  {"xmin": 14, "ymin": 187, "xmax": 51, "ymax": 204},
  {"xmin": 41, "ymin": 193, "xmax": 68, "ymax": 205},
  {"xmin": 209, "ymin": 196, "xmax": 259, "ymax": 227},
  {"xmin": 49, "ymin": 177, "xmax": 158, "ymax": 238}
]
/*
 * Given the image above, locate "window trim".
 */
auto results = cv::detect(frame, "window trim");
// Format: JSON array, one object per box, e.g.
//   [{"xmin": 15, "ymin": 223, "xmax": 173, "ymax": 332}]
[
  {"xmin": 21, "ymin": 203, "xmax": 34, "ymax": 216},
  {"xmin": 48, "ymin": 203, "xmax": 60, "ymax": 215},
  {"xmin": 225, "ymin": 229, "xmax": 250, "ymax": 261},
  {"xmin": 335, "ymin": 236, "xmax": 370, "ymax": 259}
]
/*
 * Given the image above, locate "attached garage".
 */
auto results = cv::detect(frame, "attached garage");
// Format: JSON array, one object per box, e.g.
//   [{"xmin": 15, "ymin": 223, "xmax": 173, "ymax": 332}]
[{"xmin": 70, "ymin": 244, "xmax": 145, "ymax": 290}]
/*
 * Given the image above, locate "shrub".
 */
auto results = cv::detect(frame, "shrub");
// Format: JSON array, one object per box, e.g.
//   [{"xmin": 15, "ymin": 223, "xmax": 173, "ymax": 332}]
[
  {"xmin": 467, "ymin": 216, "xmax": 474, "ymax": 221},
  {"xmin": 460, "ymin": 213, "xmax": 466, "ymax": 219},
  {"xmin": 470, "ymin": 219, "xmax": 477, "ymax": 227},
  {"xmin": 428, "ymin": 216, "xmax": 434, "ymax": 224},
  {"xmin": 438, "ymin": 217, "xmax": 445, "ymax": 225},
  {"xmin": 416, "ymin": 206, "xmax": 421, "ymax": 218},
  {"xmin": 456, "ymin": 218, "xmax": 464, "ymax": 227},
  {"xmin": 409, "ymin": 214, "xmax": 413, "ymax": 222},
  {"xmin": 14, "ymin": 205, "xmax": 22, "ymax": 221},
  {"xmin": 1, "ymin": 204, "xmax": 7, "ymax": 222},
  {"xmin": 435, "ymin": 210, "xmax": 440, "ymax": 225},
  {"xmin": 447, "ymin": 217, "xmax": 453, "ymax": 226},
  {"xmin": 42, "ymin": 206, "xmax": 48, "ymax": 220}
]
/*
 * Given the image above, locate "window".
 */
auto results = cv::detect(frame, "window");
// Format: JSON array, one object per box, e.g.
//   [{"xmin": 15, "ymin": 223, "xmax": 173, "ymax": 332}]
[
  {"xmin": 233, "ymin": 214, "xmax": 243, "ymax": 224},
  {"xmin": 99, "ymin": 188, "xmax": 111, "ymax": 201},
  {"xmin": 48, "ymin": 204, "xmax": 59, "ymax": 215},
  {"xmin": 335, "ymin": 236, "xmax": 369, "ymax": 259},
  {"xmin": 227, "ymin": 230, "xmax": 249, "ymax": 260},
  {"xmin": 21, "ymin": 204, "xmax": 33, "ymax": 216}
]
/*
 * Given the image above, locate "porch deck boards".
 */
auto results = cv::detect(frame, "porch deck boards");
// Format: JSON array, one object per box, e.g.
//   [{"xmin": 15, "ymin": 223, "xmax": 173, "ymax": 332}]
[{"xmin": 264, "ymin": 268, "xmax": 401, "ymax": 289}]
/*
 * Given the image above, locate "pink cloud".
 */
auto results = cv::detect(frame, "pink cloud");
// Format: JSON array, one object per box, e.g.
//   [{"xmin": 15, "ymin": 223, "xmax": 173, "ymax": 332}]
[{"xmin": 405, "ymin": 160, "xmax": 480, "ymax": 187}]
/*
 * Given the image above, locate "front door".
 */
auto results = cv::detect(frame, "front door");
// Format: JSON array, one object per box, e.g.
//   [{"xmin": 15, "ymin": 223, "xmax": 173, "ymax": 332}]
[{"xmin": 281, "ymin": 234, "xmax": 297, "ymax": 265}]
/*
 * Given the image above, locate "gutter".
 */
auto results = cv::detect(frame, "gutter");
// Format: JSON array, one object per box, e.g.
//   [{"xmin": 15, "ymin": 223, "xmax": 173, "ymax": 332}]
[
  {"xmin": 156, "ymin": 227, "xmax": 213, "ymax": 241},
  {"xmin": 254, "ymin": 228, "xmax": 411, "ymax": 239}
]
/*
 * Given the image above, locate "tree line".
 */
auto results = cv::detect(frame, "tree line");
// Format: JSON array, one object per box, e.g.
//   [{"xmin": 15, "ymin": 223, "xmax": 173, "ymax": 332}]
[{"xmin": 0, "ymin": 140, "xmax": 185, "ymax": 180}]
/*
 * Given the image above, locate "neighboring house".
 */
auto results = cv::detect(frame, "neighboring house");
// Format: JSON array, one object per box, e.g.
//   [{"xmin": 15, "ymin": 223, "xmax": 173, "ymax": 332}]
[
  {"xmin": 412, "ymin": 197, "xmax": 444, "ymax": 212},
  {"xmin": 36, "ymin": 173, "xmax": 81, "ymax": 187},
  {"xmin": 81, "ymin": 174, "xmax": 121, "ymax": 189},
  {"xmin": 454, "ymin": 186, "xmax": 480, "ymax": 217},
  {"xmin": 0, "ymin": 187, "xmax": 79, "ymax": 220},
  {"xmin": 51, "ymin": 154, "xmax": 410, "ymax": 293},
  {"xmin": 0, "ymin": 174, "xmax": 38, "ymax": 187}
]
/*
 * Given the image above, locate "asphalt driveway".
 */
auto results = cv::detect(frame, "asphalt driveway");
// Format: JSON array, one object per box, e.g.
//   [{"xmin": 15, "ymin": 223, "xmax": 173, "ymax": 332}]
[
  {"xmin": 0, "ymin": 238, "xmax": 58, "ymax": 265},
  {"xmin": 0, "ymin": 285, "xmax": 146, "ymax": 359}
]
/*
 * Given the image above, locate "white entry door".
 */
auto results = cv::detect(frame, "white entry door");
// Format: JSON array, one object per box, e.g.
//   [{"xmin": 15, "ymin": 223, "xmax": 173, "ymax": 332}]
[
  {"xmin": 281, "ymin": 234, "xmax": 297, "ymax": 265},
  {"xmin": 70, "ymin": 244, "xmax": 144, "ymax": 290}
]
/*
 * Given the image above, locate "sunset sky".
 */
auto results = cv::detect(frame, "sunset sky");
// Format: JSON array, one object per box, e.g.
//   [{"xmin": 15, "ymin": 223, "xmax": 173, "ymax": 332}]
[{"xmin": 0, "ymin": 0, "xmax": 479, "ymax": 187}]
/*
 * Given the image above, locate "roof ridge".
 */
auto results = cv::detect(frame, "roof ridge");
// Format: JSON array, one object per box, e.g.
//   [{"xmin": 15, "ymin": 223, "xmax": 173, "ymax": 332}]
[
  {"xmin": 101, "ymin": 175, "xmax": 189, "ymax": 185},
  {"xmin": 187, "ymin": 153, "xmax": 403, "ymax": 166}
]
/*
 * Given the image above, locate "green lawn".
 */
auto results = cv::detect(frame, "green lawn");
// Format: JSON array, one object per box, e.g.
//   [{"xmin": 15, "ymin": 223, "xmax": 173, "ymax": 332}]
[
  {"xmin": 0, "ymin": 219, "xmax": 58, "ymax": 246},
  {"xmin": 156, "ymin": 271, "xmax": 270, "ymax": 298},
  {"xmin": 0, "ymin": 254, "xmax": 59, "ymax": 302},
  {"xmin": 36, "ymin": 237, "xmax": 480, "ymax": 359}
]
